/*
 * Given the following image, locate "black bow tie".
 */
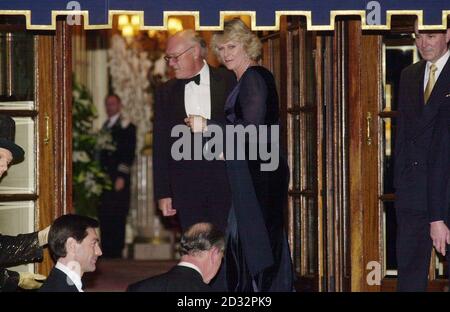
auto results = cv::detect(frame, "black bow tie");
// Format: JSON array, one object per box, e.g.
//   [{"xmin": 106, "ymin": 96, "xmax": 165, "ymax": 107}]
[{"xmin": 183, "ymin": 74, "xmax": 200, "ymax": 85}]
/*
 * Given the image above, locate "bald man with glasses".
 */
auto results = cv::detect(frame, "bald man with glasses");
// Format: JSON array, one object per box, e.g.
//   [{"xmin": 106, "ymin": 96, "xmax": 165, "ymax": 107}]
[{"xmin": 153, "ymin": 30, "xmax": 235, "ymax": 239}]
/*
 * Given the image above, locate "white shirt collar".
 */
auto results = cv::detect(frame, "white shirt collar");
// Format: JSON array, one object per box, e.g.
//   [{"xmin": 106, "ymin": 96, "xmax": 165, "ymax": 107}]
[
  {"xmin": 187, "ymin": 61, "xmax": 209, "ymax": 86},
  {"xmin": 427, "ymin": 49, "xmax": 450, "ymax": 71},
  {"xmin": 199, "ymin": 61, "xmax": 210, "ymax": 86},
  {"xmin": 423, "ymin": 49, "xmax": 449, "ymax": 90},
  {"xmin": 184, "ymin": 60, "xmax": 211, "ymax": 119},
  {"xmin": 177, "ymin": 261, "xmax": 203, "ymax": 279},
  {"xmin": 107, "ymin": 113, "xmax": 120, "ymax": 128},
  {"xmin": 55, "ymin": 261, "xmax": 84, "ymax": 292}
]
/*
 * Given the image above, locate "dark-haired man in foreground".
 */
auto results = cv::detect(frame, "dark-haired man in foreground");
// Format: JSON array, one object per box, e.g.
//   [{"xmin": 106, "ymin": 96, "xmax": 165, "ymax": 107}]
[{"xmin": 39, "ymin": 214, "xmax": 102, "ymax": 292}]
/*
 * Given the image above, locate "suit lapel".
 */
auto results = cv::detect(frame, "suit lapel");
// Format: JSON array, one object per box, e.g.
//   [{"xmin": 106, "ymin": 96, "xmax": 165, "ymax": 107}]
[
  {"xmin": 412, "ymin": 60, "xmax": 449, "ymax": 138},
  {"xmin": 111, "ymin": 116, "xmax": 122, "ymax": 131},
  {"xmin": 415, "ymin": 61, "xmax": 426, "ymax": 111},
  {"xmin": 171, "ymin": 79, "xmax": 188, "ymax": 122},
  {"xmin": 209, "ymin": 67, "xmax": 227, "ymax": 122},
  {"xmin": 427, "ymin": 56, "xmax": 450, "ymax": 106}
]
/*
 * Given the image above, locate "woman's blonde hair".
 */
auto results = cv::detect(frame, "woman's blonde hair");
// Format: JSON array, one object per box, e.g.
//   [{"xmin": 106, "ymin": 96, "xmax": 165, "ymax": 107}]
[{"xmin": 211, "ymin": 18, "xmax": 262, "ymax": 62}]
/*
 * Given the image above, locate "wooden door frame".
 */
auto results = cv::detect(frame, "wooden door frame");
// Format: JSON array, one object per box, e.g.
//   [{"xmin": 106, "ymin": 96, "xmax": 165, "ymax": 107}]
[
  {"xmin": 36, "ymin": 18, "xmax": 72, "ymax": 275},
  {"xmin": 0, "ymin": 17, "xmax": 72, "ymax": 276},
  {"xmin": 268, "ymin": 17, "xmax": 352, "ymax": 292},
  {"xmin": 348, "ymin": 17, "xmax": 449, "ymax": 292},
  {"xmin": 347, "ymin": 19, "xmax": 384, "ymax": 291}
]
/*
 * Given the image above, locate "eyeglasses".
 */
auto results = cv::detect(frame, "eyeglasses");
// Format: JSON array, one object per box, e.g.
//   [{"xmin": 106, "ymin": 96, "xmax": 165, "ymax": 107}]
[{"xmin": 164, "ymin": 46, "xmax": 194, "ymax": 63}]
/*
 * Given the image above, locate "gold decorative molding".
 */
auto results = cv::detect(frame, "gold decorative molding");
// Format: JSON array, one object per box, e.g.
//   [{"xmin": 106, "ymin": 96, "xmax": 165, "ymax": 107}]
[{"xmin": 0, "ymin": 9, "xmax": 448, "ymax": 31}]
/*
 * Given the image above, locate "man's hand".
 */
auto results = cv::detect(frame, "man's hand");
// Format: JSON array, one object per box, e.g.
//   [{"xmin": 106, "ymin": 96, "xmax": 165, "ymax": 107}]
[
  {"xmin": 18, "ymin": 272, "xmax": 46, "ymax": 290},
  {"xmin": 158, "ymin": 197, "xmax": 176, "ymax": 216},
  {"xmin": 115, "ymin": 177, "xmax": 125, "ymax": 191},
  {"xmin": 184, "ymin": 115, "xmax": 206, "ymax": 133},
  {"xmin": 430, "ymin": 221, "xmax": 450, "ymax": 256}
]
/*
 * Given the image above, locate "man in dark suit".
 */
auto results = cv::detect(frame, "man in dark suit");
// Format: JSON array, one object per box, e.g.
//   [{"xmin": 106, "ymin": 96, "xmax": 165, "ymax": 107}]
[
  {"xmin": 394, "ymin": 22, "xmax": 450, "ymax": 291},
  {"xmin": 39, "ymin": 214, "xmax": 102, "ymax": 292},
  {"xmin": 98, "ymin": 94, "xmax": 136, "ymax": 258},
  {"xmin": 127, "ymin": 222, "xmax": 224, "ymax": 292},
  {"xmin": 153, "ymin": 30, "xmax": 235, "ymax": 233}
]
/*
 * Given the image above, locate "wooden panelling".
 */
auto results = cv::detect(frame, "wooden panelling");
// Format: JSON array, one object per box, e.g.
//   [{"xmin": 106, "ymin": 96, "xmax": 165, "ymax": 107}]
[
  {"xmin": 53, "ymin": 19, "xmax": 73, "ymax": 217},
  {"xmin": 322, "ymin": 21, "xmax": 350, "ymax": 292},
  {"xmin": 348, "ymin": 20, "xmax": 383, "ymax": 291},
  {"xmin": 36, "ymin": 19, "xmax": 73, "ymax": 275},
  {"xmin": 35, "ymin": 33, "xmax": 55, "ymax": 275},
  {"xmin": 315, "ymin": 35, "xmax": 325, "ymax": 292}
]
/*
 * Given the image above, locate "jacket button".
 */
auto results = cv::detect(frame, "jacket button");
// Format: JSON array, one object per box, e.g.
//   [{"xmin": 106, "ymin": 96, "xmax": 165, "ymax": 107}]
[{"xmin": 413, "ymin": 161, "xmax": 418, "ymax": 166}]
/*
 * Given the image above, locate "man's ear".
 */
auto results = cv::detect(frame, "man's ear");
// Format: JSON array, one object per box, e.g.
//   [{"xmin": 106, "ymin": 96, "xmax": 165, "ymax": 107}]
[
  {"xmin": 65, "ymin": 237, "xmax": 78, "ymax": 256},
  {"xmin": 210, "ymin": 247, "xmax": 221, "ymax": 263},
  {"xmin": 193, "ymin": 45, "xmax": 201, "ymax": 60},
  {"xmin": 446, "ymin": 28, "xmax": 450, "ymax": 44}
]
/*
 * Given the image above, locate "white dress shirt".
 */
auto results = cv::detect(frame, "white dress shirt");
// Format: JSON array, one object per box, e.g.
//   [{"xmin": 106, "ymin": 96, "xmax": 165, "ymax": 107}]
[
  {"xmin": 55, "ymin": 261, "xmax": 84, "ymax": 292},
  {"xmin": 423, "ymin": 49, "xmax": 450, "ymax": 90},
  {"xmin": 106, "ymin": 113, "xmax": 120, "ymax": 128},
  {"xmin": 184, "ymin": 61, "xmax": 211, "ymax": 119}
]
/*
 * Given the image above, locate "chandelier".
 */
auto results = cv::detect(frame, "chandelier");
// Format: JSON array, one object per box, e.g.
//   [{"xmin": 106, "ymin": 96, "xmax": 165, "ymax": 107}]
[{"xmin": 117, "ymin": 15, "xmax": 184, "ymax": 41}]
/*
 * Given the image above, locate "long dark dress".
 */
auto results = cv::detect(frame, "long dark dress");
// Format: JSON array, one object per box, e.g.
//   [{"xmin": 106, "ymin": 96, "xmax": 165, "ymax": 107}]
[{"xmin": 223, "ymin": 66, "xmax": 294, "ymax": 292}]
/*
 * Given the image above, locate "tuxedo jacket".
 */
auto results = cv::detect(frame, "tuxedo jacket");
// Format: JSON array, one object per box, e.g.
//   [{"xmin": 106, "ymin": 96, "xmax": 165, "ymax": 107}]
[
  {"xmin": 394, "ymin": 56, "xmax": 450, "ymax": 222},
  {"xmin": 152, "ymin": 66, "xmax": 236, "ymax": 230},
  {"xmin": 38, "ymin": 267, "xmax": 79, "ymax": 292},
  {"xmin": 126, "ymin": 265, "xmax": 210, "ymax": 292}
]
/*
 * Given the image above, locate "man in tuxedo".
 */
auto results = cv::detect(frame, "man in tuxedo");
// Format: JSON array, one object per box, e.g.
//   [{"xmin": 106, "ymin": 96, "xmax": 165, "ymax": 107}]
[
  {"xmin": 153, "ymin": 30, "xmax": 235, "ymax": 233},
  {"xmin": 394, "ymin": 22, "xmax": 450, "ymax": 291},
  {"xmin": 127, "ymin": 222, "xmax": 224, "ymax": 292},
  {"xmin": 98, "ymin": 94, "xmax": 136, "ymax": 258},
  {"xmin": 39, "ymin": 214, "xmax": 102, "ymax": 292}
]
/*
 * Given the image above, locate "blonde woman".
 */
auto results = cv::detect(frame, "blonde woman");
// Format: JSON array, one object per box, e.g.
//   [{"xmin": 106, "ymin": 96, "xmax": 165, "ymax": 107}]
[{"xmin": 210, "ymin": 18, "xmax": 294, "ymax": 292}]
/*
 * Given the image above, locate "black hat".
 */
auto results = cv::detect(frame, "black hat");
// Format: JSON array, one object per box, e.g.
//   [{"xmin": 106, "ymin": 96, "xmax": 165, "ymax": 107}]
[{"xmin": 0, "ymin": 115, "xmax": 24, "ymax": 164}]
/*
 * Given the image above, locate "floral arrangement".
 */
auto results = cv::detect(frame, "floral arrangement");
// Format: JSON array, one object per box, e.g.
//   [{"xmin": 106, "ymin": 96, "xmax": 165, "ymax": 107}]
[
  {"xmin": 107, "ymin": 33, "xmax": 169, "ymax": 241},
  {"xmin": 72, "ymin": 80, "xmax": 114, "ymax": 217},
  {"xmin": 108, "ymin": 34, "xmax": 168, "ymax": 152}
]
